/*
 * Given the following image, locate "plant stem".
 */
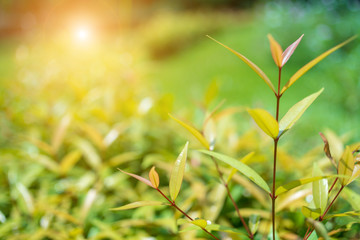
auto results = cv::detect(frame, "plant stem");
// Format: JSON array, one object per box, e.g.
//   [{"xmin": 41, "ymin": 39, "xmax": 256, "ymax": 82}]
[
  {"xmin": 211, "ymin": 156, "xmax": 254, "ymax": 239},
  {"xmin": 271, "ymin": 67, "xmax": 282, "ymax": 240},
  {"xmin": 303, "ymin": 185, "xmax": 345, "ymax": 240},
  {"xmin": 156, "ymin": 188, "xmax": 220, "ymax": 240},
  {"xmin": 328, "ymin": 177, "xmax": 338, "ymax": 194}
]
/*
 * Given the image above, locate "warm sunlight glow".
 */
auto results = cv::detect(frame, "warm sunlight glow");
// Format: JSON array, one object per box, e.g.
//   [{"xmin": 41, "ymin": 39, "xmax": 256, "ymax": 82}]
[{"xmin": 75, "ymin": 27, "xmax": 91, "ymax": 42}]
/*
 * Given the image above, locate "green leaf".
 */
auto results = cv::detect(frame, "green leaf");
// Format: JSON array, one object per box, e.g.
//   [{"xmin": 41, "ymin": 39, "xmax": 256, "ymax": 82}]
[
  {"xmin": 169, "ymin": 114, "xmax": 210, "ymax": 149},
  {"xmin": 249, "ymin": 214, "xmax": 260, "ymax": 235},
  {"xmin": 60, "ymin": 150, "xmax": 82, "ymax": 175},
  {"xmin": 191, "ymin": 219, "xmax": 207, "ymax": 229},
  {"xmin": 281, "ymin": 36, "xmax": 357, "ymax": 94},
  {"xmin": 207, "ymin": 35, "xmax": 276, "ymax": 93},
  {"xmin": 302, "ymin": 206, "xmax": 321, "ymax": 219},
  {"xmin": 227, "ymin": 152, "xmax": 255, "ymax": 184},
  {"xmin": 110, "ymin": 201, "xmax": 168, "ymax": 211},
  {"xmin": 343, "ymin": 188, "xmax": 360, "ymax": 211},
  {"xmin": 312, "ymin": 164, "xmax": 328, "ymax": 214},
  {"xmin": 307, "ymin": 219, "xmax": 330, "ymax": 240},
  {"xmin": 279, "ymin": 88, "xmax": 323, "ymax": 136},
  {"xmin": 324, "ymin": 211, "xmax": 360, "ymax": 220},
  {"xmin": 338, "ymin": 146, "xmax": 354, "ymax": 186},
  {"xmin": 206, "ymin": 224, "xmax": 246, "ymax": 235},
  {"xmin": 199, "ymin": 150, "xmax": 270, "ymax": 193},
  {"xmin": 307, "ymin": 231, "xmax": 318, "ymax": 240},
  {"xmin": 169, "ymin": 142, "xmax": 189, "ymax": 201},
  {"xmin": 247, "ymin": 108, "xmax": 279, "ymax": 139},
  {"xmin": 275, "ymin": 175, "xmax": 334, "ymax": 196}
]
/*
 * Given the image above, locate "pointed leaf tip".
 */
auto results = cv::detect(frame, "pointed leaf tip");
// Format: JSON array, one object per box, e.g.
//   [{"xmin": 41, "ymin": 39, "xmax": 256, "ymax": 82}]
[
  {"xmin": 191, "ymin": 219, "xmax": 208, "ymax": 229},
  {"xmin": 118, "ymin": 168, "xmax": 154, "ymax": 188},
  {"xmin": 207, "ymin": 35, "xmax": 276, "ymax": 93},
  {"xmin": 268, "ymin": 34, "xmax": 283, "ymax": 68},
  {"xmin": 149, "ymin": 166, "xmax": 160, "ymax": 188},
  {"xmin": 282, "ymin": 34, "xmax": 304, "ymax": 67},
  {"xmin": 169, "ymin": 142, "xmax": 189, "ymax": 201}
]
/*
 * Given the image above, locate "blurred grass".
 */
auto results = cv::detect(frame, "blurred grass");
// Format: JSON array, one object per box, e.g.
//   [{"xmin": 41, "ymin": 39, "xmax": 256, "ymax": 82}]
[{"xmin": 0, "ymin": 2, "xmax": 360, "ymax": 239}]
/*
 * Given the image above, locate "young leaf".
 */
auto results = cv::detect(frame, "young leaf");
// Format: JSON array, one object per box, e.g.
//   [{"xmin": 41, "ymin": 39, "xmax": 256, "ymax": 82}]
[
  {"xmin": 149, "ymin": 166, "xmax": 160, "ymax": 188},
  {"xmin": 275, "ymin": 175, "xmax": 334, "ymax": 196},
  {"xmin": 207, "ymin": 35, "xmax": 276, "ymax": 93},
  {"xmin": 281, "ymin": 35, "xmax": 357, "ymax": 94},
  {"xmin": 302, "ymin": 206, "xmax": 321, "ymax": 219},
  {"xmin": 281, "ymin": 34, "xmax": 304, "ymax": 67},
  {"xmin": 312, "ymin": 164, "xmax": 328, "ymax": 214},
  {"xmin": 348, "ymin": 162, "xmax": 360, "ymax": 184},
  {"xmin": 268, "ymin": 34, "xmax": 283, "ymax": 68},
  {"xmin": 324, "ymin": 211, "xmax": 360, "ymax": 220},
  {"xmin": 338, "ymin": 146, "xmax": 354, "ymax": 186},
  {"xmin": 199, "ymin": 150, "xmax": 271, "ymax": 193},
  {"xmin": 248, "ymin": 108, "xmax": 279, "ymax": 139},
  {"xmin": 118, "ymin": 169, "xmax": 154, "ymax": 188},
  {"xmin": 169, "ymin": 114, "xmax": 210, "ymax": 150},
  {"xmin": 191, "ymin": 219, "xmax": 207, "ymax": 229},
  {"xmin": 279, "ymin": 88, "xmax": 323, "ymax": 136},
  {"xmin": 110, "ymin": 201, "xmax": 168, "ymax": 211},
  {"xmin": 169, "ymin": 142, "xmax": 189, "ymax": 201}
]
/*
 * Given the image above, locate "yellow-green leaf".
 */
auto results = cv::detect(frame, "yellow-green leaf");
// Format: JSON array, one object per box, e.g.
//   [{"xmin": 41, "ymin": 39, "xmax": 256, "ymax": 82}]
[
  {"xmin": 302, "ymin": 206, "xmax": 321, "ymax": 219},
  {"xmin": 248, "ymin": 108, "xmax": 279, "ymax": 139},
  {"xmin": 312, "ymin": 164, "xmax": 328, "ymax": 214},
  {"xmin": 199, "ymin": 150, "xmax": 271, "ymax": 193},
  {"xmin": 249, "ymin": 215, "xmax": 260, "ymax": 234},
  {"xmin": 268, "ymin": 34, "xmax": 283, "ymax": 68},
  {"xmin": 281, "ymin": 34, "xmax": 304, "ymax": 67},
  {"xmin": 275, "ymin": 175, "xmax": 334, "ymax": 196},
  {"xmin": 324, "ymin": 211, "xmax": 360, "ymax": 220},
  {"xmin": 191, "ymin": 219, "xmax": 207, "ymax": 229},
  {"xmin": 348, "ymin": 163, "xmax": 360, "ymax": 184},
  {"xmin": 279, "ymin": 88, "xmax": 323, "ymax": 136},
  {"xmin": 110, "ymin": 201, "xmax": 168, "ymax": 211},
  {"xmin": 227, "ymin": 152, "xmax": 255, "ymax": 184},
  {"xmin": 281, "ymin": 36, "xmax": 357, "ymax": 94},
  {"xmin": 307, "ymin": 218, "xmax": 330, "ymax": 240},
  {"xmin": 207, "ymin": 35, "xmax": 276, "ymax": 93},
  {"xmin": 169, "ymin": 114, "xmax": 209, "ymax": 149},
  {"xmin": 338, "ymin": 146, "xmax": 354, "ymax": 186},
  {"xmin": 119, "ymin": 169, "xmax": 154, "ymax": 188},
  {"xmin": 60, "ymin": 150, "xmax": 82, "ymax": 175},
  {"xmin": 149, "ymin": 166, "xmax": 160, "ymax": 188},
  {"xmin": 169, "ymin": 142, "xmax": 189, "ymax": 201}
]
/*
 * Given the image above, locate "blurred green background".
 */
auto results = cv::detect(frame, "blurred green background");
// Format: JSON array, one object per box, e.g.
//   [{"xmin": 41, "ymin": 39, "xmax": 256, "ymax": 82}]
[{"xmin": 0, "ymin": 0, "xmax": 359, "ymax": 239}]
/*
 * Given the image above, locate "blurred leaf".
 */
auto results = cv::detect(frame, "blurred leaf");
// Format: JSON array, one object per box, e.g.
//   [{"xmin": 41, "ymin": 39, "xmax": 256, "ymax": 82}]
[
  {"xmin": 307, "ymin": 231, "xmax": 318, "ymax": 240},
  {"xmin": 275, "ymin": 175, "xmax": 333, "ymax": 196},
  {"xmin": 108, "ymin": 152, "xmax": 140, "ymax": 167},
  {"xmin": 111, "ymin": 201, "xmax": 168, "ymax": 211},
  {"xmin": 338, "ymin": 146, "xmax": 354, "ymax": 186},
  {"xmin": 51, "ymin": 113, "xmax": 72, "ymax": 153},
  {"xmin": 204, "ymin": 80, "xmax": 219, "ymax": 107},
  {"xmin": 207, "ymin": 35, "xmax": 276, "ymax": 93},
  {"xmin": 267, "ymin": 228, "xmax": 280, "ymax": 240},
  {"xmin": 28, "ymin": 138, "xmax": 54, "ymax": 155},
  {"xmin": 307, "ymin": 218, "xmax": 330, "ymax": 240},
  {"xmin": 268, "ymin": 34, "xmax": 283, "ymax": 68},
  {"xmin": 302, "ymin": 206, "xmax": 321, "ymax": 219},
  {"xmin": 119, "ymin": 169, "xmax": 154, "ymax": 188},
  {"xmin": 60, "ymin": 150, "xmax": 82, "ymax": 175},
  {"xmin": 349, "ymin": 162, "xmax": 360, "ymax": 184},
  {"xmin": 247, "ymin": 108, "xmax": 279, "ymax": 139},
  {"xmin": 78, "ymin": 122, "xmax": 106, "ymax": 151},
  {"xmin": 324, "ymin": 211, "xmax": 360, "ymax": 220},
  {"xmin": 191, "ymin": 219, "xmax": 207, "ymax": 228},
  {"xmin": 169, "ymin": 114, "xmax": 209, "ymax": 149},
  {"xmin": 319, "ymin": 132, "xmax": 336, "ymax": 168},
  {"xmin": 325, "ymin": 130, "xmax": 344, "ymax": 162},
  {"xmin": 281, "ymin": 34, "xmax": 304, "ymax": 67},
  {"xmin": 16, "ymin": 183, "xmax": 34, "ymax": 215},
  {"xmin": 199, "ymin": 150, "xmax": 270, "ymax": 193},
  {"xmin": 203, "ymin": 118, "xmax": 216, "ymax": 151},
  {"xmin": 74, "ymin": 138, "xmax": 102, "ymax": 170},
  {"xmin": 81, "ymin": 188, "xmax": 97, "ymax": 221},
  {"xmin": 312, "ymin": 164, "xmax": 328, "ymax": 214},
  {"xmin": 281, "ymin": 36, "xmax": 357, "ymax": 94},
  {"xmin": 279, "ymin": 88, "xmax": 323, "ymax": 136},
  {"xmin": 169, "ymin": 142, "xmax": 188, "ymax": 201},
  {"xmin": 343, "ymin": 188, "xmax": 360, "ymax": 211},
  {"xmin": 276, "ymin": 189, "xmax": 311, "ymax": 212},
  {"xmin": 227, "ymin": 152, "xmax": 255, "ymax": 184},
  {"xmin": 149, "ymin": 166, "xmax": 160, "ymax": 188},
  {"xmin": 249, "ymin": 214, "xmax": 260, "ymax": 235},
  {"xmin": 31, "ymin": 154, "xmax": 59, "ymax": 173},
  {"xmin": 46, "ymin": 208, "xmax": 80, "ymax": 225}
]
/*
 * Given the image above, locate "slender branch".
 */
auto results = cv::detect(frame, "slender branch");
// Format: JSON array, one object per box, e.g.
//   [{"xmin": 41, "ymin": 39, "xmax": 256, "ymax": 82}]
[
  {"xmin": 303, "ymin": 185, "xmax": 345, "ymax": 240},
  {"xmin": 328, "ymin": 177, "xmax": 338, "ymax": 194},
  {"xmin": 156, "ymin": 188, "xmax": 220, "ymax": 240},
  {"xmin": 211, "ymin": 156, "xmax": 254, "ymax": 239}
]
